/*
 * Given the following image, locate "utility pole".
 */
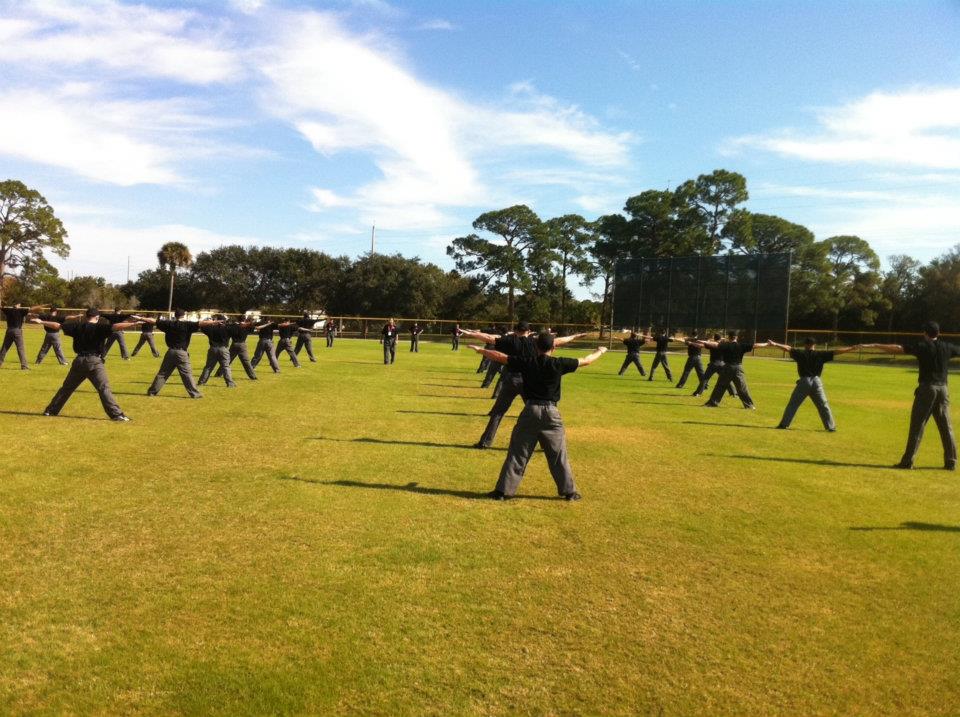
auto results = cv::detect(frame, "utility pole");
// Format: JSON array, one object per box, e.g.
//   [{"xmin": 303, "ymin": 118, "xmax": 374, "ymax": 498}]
[{"xmin": 370, "ymin": 224, "xmax": 376, "ymax": 255}]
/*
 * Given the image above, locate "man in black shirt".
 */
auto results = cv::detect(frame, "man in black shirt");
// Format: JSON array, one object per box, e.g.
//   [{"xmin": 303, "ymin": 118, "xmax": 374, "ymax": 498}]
[
  {"xmin": 470, "ymin": 332, "xmax": 607, "ymax": 500},
  {"xmin": 691, "ymin": 333, "xmax": 736, "ymax": 398},
  {"xmin": 618, "ymin": 331, "xmax": 646, "ymax": 376},
  {"xmin": 142, "ymin": 310, "xmax": 218, "ymax": 398},
  {"xmin": 325, "ymin": 320, "xmax": 336, "ymax": 348},
  {"xmin": 768, "ymin": 337, "xmax": 857, "ymax": 431},
  {"xmin": 100, "ymin": 309, "xmax": 132, "ymax": 361},
  {"xmin": 409, "ymin": 322, "xmax": 423, "ymax": 352},
  {"xmin": 35, "ymin": 307, "xmax": 71, "ymax": 365},
  {"xmin": 642, "ymin": 328, "xmax": 674, "ymax": 382},
  {"xmin": 251, "ymin": 319, "xmax": 282, "ymax": 373},
  {"xmin": 451, "ymin": 323, "xmax": 462, "ymax": 351},
  {"xmin": 863, "ymin": 321, "xmax": 960, "ymax": 469},
  {"xmin": 294, "ymin": 312, "xmax": 320, "ymax": 362},
  {"xmin": 216, "ymin": 317, "xmax": 258, "ymax": 380},
  {"xmin": 131, "ymin": 319, "xmax": 161, "ymax": 357},
  {"xmin": 1, "ymin": 302, "xmax": 43, "ymax": 370},
  {"xmin": 381, "ymin": 320, "xmax": 399, "ymax": 364},
  {"xmin": 198, "ymin": 314, "xmax": 236, "ymax": 387},
  {"xmin": 675, "ymin": 332, "xmax": 705, "ymax": 389},
  {"xmin": 699, "ymin": 332, "xmax": 769, "ymax": 409},
  {"xmin": 33, "ymin": 308, "xmax": 138, "ymax": 421},
  {"xmin": 275, "ymin": 320, "xmax": 301, "ymax": 368}
]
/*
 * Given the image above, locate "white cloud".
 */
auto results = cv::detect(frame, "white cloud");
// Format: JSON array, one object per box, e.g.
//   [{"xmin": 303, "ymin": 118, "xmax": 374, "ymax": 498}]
[
  {"xmin": 418, "ymin": 19, "xmax": 455, "ymax": 31},
  {"xmin": 728, "ymin": 87, "xmax": 960, "ymax": 169}
]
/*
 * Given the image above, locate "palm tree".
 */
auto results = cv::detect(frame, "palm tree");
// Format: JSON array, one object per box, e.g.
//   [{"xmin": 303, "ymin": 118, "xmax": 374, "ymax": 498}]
[{"xmin": 157, "ymin": 241, "xmax": 193, "ymax": 313}]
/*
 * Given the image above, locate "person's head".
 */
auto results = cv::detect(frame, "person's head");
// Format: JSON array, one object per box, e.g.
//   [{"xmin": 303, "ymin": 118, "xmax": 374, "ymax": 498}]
[
  {"xmin": 629, "ymin": 331, "xmax": 637, "ymax": 338},
  {"xmin": 924, "ymin": 321, "xmax": 940, "ymax": 338},
  {"xmin": 389, "ymin": 318, "xmax": 395, "ymax": 325},
  {"xmin": 174, "ymin": 308, "xmax": 185, "ymax": 319},
  {"xmin": 85, "ymin": 307, "xmax": 100, "ymax": 321},
  {"xmin": 515, "ymin": 320, "xmax": 531, "ymax": 334},
  {"xmin": 690, "ymin": 331, "xmax": 699, "ymax": 340},
  {"xmin": 535, "ymin": 330, "xmax": 555, "ymax": 354},
  {"xmin": 804, "ymin": 336, "xmax": 817, "ymax": 349},
  {"xmin": 302, "ymin": 311, "xmax": 309, "ymax": 319},
  {"xmin": 727, "ymin": 331, "xmax": 738, "ymax": 341},
  {"xmin": 713, "ymin": 333, "xmax": 722, "ymax": 341}
]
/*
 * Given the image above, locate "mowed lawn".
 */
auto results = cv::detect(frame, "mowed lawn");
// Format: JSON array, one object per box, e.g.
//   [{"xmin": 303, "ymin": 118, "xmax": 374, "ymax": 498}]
[{"xmin": 1, "ymin": 328, "xmax": 958, "ymax": 716}]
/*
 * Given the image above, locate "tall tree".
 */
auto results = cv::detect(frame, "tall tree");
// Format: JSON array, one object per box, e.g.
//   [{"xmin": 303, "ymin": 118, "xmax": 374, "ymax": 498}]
[
  {"xmin": 821, "ymin": 235, "xmax": 882, "ymax": 333},
  {"xmin": 544, "ymin": 214, "xmax": 595, "ymax": 325},
  {"xmin": 590, "ymin": 214, "xmax": 632, "ymax": 336},
  {"xmin": 880, "ymin": 254, "xmax": 921, "ymax": 331},
  {"xmin": 447, "ymin": 205, "xmax": 542, "ymax": 322},
  {"xmin": 157, "ymin": 241, "xmax": 193, "ymax": 313},
  {"xmin": 676, "ymin": 169, "xmax": 748, "ymax": 251},
  {"xmin": 0, "ymin": 180, "xmax": 69, "ymax": 305}
]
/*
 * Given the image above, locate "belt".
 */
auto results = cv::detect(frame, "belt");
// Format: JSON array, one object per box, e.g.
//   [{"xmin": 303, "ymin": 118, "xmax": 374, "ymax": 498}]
[
  {"xmin": 75, "ymin": 352, "xmax": 101, "ymax": 358},
  {"xmin": 920, "ymin": 381, "xmax": 947, "ymax": 387},
  {"xmin": 526, "ymin": 399, "xmax": 556, "ymax": 406}
]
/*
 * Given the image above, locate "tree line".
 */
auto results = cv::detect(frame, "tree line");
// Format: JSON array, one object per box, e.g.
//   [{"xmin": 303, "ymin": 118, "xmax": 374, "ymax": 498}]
[{"xmin": 1, "ymin": 176, "xmax": 957, "ymax": 331}]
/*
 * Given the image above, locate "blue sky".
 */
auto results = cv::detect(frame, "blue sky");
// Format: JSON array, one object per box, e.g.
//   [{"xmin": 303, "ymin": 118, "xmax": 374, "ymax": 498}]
[{"xmin": 1, "ymin": 0, "xmax": 958, "ymax": 297}]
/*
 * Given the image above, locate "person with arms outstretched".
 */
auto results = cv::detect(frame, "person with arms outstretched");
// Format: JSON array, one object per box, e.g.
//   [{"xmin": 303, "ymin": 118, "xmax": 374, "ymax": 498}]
[
  {"xmin": 295, "ymin": 312, "xmax": 320, "ymax": 362},
  {"xmin": 618, "ymin": 331, "xmax": 646, "ymax": 376},
  {"xmin": 767, "ymin": 337, "xmax": 857, "ymax": 431},
  {"xmin": 1, "ymin": 302, "xmax": 45, "ymax": 369},
  {"xmin": 142, "ymin": 310, "xmax": 219, "ymax": 398},
  {"xmin": 699, "ymin": 331, "xmax": 769, "ymax": 409},
  {"xmin": 35, "ymin": 306, "xmax": 72, "ymax": 365}
]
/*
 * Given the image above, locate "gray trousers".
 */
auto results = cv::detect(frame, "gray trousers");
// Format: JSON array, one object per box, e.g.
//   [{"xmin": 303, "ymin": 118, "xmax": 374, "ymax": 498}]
[
  {"xmin": 618, "ymin": 353, "xmax": 645, "ymax": 376},
  {"xmin": 383, "ymin": 340, "xmax": 396, "ymax": 364},
  {"xmin": 252, "ymin": 339, "xmax": 280, "ymax": 372},
  {"xmin": 294, "ymin": 332, "xmax": 316, "ymax": 361},
  {"xmin": 479, "ymin": 370, "xmax": 524, "ymax": 447},
  {"xmin": 779, "ymin": 376, "xmax": 835, "ymax": 430},
  {"xmin": 481, "ymin": 361, "xmax": 501, "ymax": 387},
  {"xmin": 198, "ymin": 346, "xmax": 235, "ymax": 386},
  {"xmin": 900, "ymin": 383, "xmax": 957, "ymax": 468},
  {"xmin": 326, "ymin": 334, "xmax": 334, "ymax": 347},
  {"xmin": 132, "ymin": 333, "xmax": 159, "ymax": 357},
  {"xmin": 452, "ymin": 336, "xmax": 459, "ymax": 350},
  {"xmin": 277, "ymin": 337, "xmax": 301, "ymax": 367},
  {"xmin": 696, "ymin": 362, "xmax": 737, "ymax": 397},
  {"xmin": 477, "ymin": 356, "xmax": 489, "ymax": 373},
  {"xmin": 45, "ymin": 355, "xmax": 123, "ymax": 418},
  {"xmin": 101, "ymin": 331, "xmax": 129, "ymax": 360},
  {"xmin": 148, "ymin": 349, "xmax": 202, "ymax": 397},
  {"xmin": 675, "ymin": 356, "xmax": 705, "ymax": 388},
  {"xmin": 0, "ymin": 328, "xmax": 28, "ymax": 368},
  {"xmin": 219, "ymin": 343, "xmax": 257, "ymax": 380},
  {"xmin": 706, "ymin": 364, "xmax": 754, "ymax": 408},
  {"xmin": 496, "ymin": 403, "xmax": 576, "ymax": 497},
  {"xmin": 649, "ymin": 351, "xmax": 673, "ymax": 381},
  {"xmin": 36, "ymin": 333, "xmax": 67, "ymax": 365},
  {"xmin": 410, "ymin": 336, "xmax": 419, "ymax": 352}
]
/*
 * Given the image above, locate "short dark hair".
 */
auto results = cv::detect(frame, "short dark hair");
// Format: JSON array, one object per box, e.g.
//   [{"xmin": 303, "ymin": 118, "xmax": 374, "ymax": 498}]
[
  {"xmin": 804, "ymin": 336, "xmax": 816, "ymax": 346},
  {"xmin": 535, "ymin": 331, "xmax": 555, "ymax": 352},
  {"xmin": 727, "ymin": 331, "xmax": 738, "ymax": 340},
  {"xmin": 174, "ymin": 308, "xmax": 185, "ymax": 318},
  {"xmin": 713, "ymin": 333, "xmax": 722, "ymax": 341},
  {"xmin": 629, "ymin": 331, "xmax": 637, "ymax": 338},
  {"xmin": 515, "ymin": 321, "xmax": 530, "ymax": 333},
  {"xmin": 924, "ymin": 321, "xmax": 940, "ymax": 337},
  {"xmin": 85, "ymin": 307, "xmax": 100, "ymax": 318}
]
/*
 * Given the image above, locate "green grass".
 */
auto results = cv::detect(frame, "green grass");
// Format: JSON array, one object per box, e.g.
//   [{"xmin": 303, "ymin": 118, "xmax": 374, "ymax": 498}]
[{"xmin": 1, "ymin": 328, "xmax": 958, "ymax": 715}]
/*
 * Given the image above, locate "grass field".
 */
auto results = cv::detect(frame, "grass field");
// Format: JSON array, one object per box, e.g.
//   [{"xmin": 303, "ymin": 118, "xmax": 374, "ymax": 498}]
[{"xmin": 1, "ymin": 328, "xmax": 958, "ymax": 715}]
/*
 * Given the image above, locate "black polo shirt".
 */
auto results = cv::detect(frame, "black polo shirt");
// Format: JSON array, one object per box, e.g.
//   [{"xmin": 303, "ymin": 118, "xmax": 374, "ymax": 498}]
[
  {"xmin": 655, "ymin": 336, "xmax": 670, "ymax": 352},
  {"xmin": 707, "ymin": 345, "xmax": 723, "ymax": 363},
  {"xmin": 277, "ymin": 324, "xmax": 296, "ymax": 340},
  {"xmin": 325, "ymin": 323, "xmax": 335, "ymax": 335},
  {"xmin": 226, "ymin": 322, "xmax": 251, "ymax": 345},
  {"xmin": 156, "ymin": 318, "xmax": 199, "ymax": 350},
  {"xmin": 39, "ymin": 313, "xmax": 64, "ymax": 333},
  {"xmin": 507, "ymin": 354, "xmax": 579, "ymax": 403},
  {"xmin": 257, "ymin": 322, "xmax": 277, "ymax": 340},
  {"xmin": 201, "ymin": 323, "xmax": 231, "ymax": 348},
  {"xmin": 494, "ymin": 333, "xmax": 537, "ymax": 360},
  {"xmin": 2, "ymin": 307, "xmax": 29, "ymax": 329},
  {"xmin": 62, "ymin": 319, "xmax": 112, "ymax": 355},
  {"xmin": 410, "ymin": 326, "xmax": 423, "ymax": 336},
  {"xmin": 104, "ymin": 312, "xmax": 131, "ymax": 328},
  {"xmin": 719, "ymin": 341, "xmax": 754, "ymax": 366},
  {"xmin": 297, "ymin": 318, "xmax": 318, "ymax": 331},
  {"xmin": 904, "ymin": 338, "xmax": 960, "ymax": 385},
  {"xmin": 687, "ymin": 343, "xmax": 702, "ymax": 357},
  {"xmin": 789, "ymin": 349, "xmax": 835, "ymax": 378},
  {"xmin": 623, "ymin": 338, "xmax": 644, "ymax": 354},
  {"xmin": 141, "ymin": 322, "xmax": 154, "ymax": 333}
]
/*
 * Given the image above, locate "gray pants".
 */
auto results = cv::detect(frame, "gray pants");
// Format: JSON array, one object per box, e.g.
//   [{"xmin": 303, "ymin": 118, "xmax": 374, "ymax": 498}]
[
  {"xmin": 452, "ymin": 336, "xmax": 459, "ymax": 350},
  {"xmin": 706, "ymin": 364, "xmax": 754, "ymax": 408},
  {"xmin": 326, "ymin": 334, "xmax": 335, "ymax": 347},
  {"xmin": 477, "ymin": 356, "xmax": 489, "ymax": 373},
  {"xmin": 900, "ymin": 383, "xmax": 957, "ymax": 468},
  {"xmin": 675, "ymin": 356, "xmax": 704, "ymax": 388},
  {"xmin": 219, "ymin": 343, "xmax": 257, "ymax": 380},
  {"xmin": 618, "ymin": 353, "xmax": 645, "ymax": 376},
  {"xmin": 496, "ymin": 403, "xmax": 576, "ymax": 497},
  {"xmin": 45, "ymin": 355, "xmax": 123, "ymax": 418},
  {"xmin": 481, "ymin": 361, "xmax": 501, "ymax": 388},
  {"xmin": 695, "ymin": 362, "xmax": 736, "ymax": 398},
  {"xmin": 148, "ymin": 349, "xmax": 202, "ymax": 397},
  {"xmin": 252, "ymin": 339, "xmax": 280, "ymax": 372},
  {"xmin": 36, "ymin": 333, "xmax": 67, "ymax": 365},
  {"xmin": 0, "ymin": 328, "xmax": 27, "ymax": 368},
  {"xmin": 410, "ymin": 337, "xmax": 419, "ymax": 352},
  {"xmin": 132, "ymin": 333, "xmax": 159, "ymax": 357},
  {"xmin": 198, "ymin": 346, "xmax": 235, "ymax": 386},
  {"xmin": 479, "ymin": 370, "xmax": 524, "ymax": 447},
  {"xmin": 779, "ymin": 376, "xmax": 835, "ymax": 430},
  {"xmin": 383, "ymin": 340, "xmax": 396, "ymax": 364},
  {"xmin": 649, "ymin": 351, "xmax": 673, "ymax": 381},
  {"xmin": 101, "ymin": 331, "xmax": 129, "ymax": 360},
  {"xmin": 277, "ymin": 338, "xmax": 301, "ymax": 367},
  {"xmin": 295, "ymin": 332, "xmax": 316, "ymax": 361}
]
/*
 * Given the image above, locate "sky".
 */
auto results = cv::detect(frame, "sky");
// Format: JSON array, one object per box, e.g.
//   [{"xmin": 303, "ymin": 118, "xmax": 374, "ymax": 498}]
[{"xmin": 1, "ymin": 0, "xmax": 959, "ymax": 297}]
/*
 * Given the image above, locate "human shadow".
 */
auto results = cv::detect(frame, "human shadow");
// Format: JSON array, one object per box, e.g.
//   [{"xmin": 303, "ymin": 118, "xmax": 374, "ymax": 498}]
[
  {"xmin": 316, "ymin": 478, "xmax": 557, "ymax": 501},
  {"xmin": 850, "ymin": 522, "xmax": 960, "ymax": 533},
  {"xmin": 397, "ymin": 410, "xmax": 487, "ymax": 417},
  {"xmin": 308, "ymin": 436, "xmax": 506, "ymax": 451},
  {"xmin": 714, "ymin": 453, "xmax": 911, "ymax": 469},
  {"xmin": 419, "ymin": 383, "xmax": 481, "ymax": 388},
  {"xmin": 0, "ymin": 409, "xmax": 108, "ymax": 421},
  {"xmin": 683, "ymin": 421, "xmax": 783, "ymax": 430},
  {"xmin": 107, "ymin": 391, "xmax": 194, "ymax": 399},
  {"xmin": 419, "ymin": 393, "xmax": 491, "ymax": 400}
]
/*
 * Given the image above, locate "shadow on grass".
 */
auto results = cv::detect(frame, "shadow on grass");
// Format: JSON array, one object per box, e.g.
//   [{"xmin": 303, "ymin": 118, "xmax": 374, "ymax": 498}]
[
  {"xmin": 684, "ymin": 420, "xmax": 783, "ymax": 430},
  {"xmin": 106, "ymin": 390, "xmax": 194, "ymax": 399},
  {"xmin": 0, "ymin": 409, "xmax": 108, "ymax": 421},
  {"xmin": 850, "ymin": 522, "xmax": 960, "ymax": 533},
  {"xmin": 308, "ymin": 436, "xmax": 506, "ymax": 451},
  {"xmin": 419, "ymin": 393, "xmax": 491, "ymax": 400},
  {"xmin": 419, "ymin": 383, "xmax": 483, "ymax": 389},
  {"xmin": 397, "ymin": 410, "xmax": 487, "ymax": 417},
  {"xmin": 294, "ymin": 477, "xmax": 557, "ymax": 501},
  {"xmin": 715, "ymin": 453, "xmax": 909, "ymax": 469}
]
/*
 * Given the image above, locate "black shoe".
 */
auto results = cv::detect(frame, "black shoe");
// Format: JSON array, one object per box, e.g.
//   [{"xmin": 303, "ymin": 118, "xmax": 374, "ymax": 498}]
[
  {"xmin": 703, "ymin": 402, "xmax": 718, "ymax": 407},
  {"xmin": 892, "ymin": 463, "xmax": 912, "ymax": 470},
  {"xmin": 473, "ymin": 442, "xmax": 488, "ymax": 450},
  {"xmin": 775, "ymin": 424, "xmax": 788, "ymax": 429},
  {"xmin": 826, "ymin": 428, "xmax": 837, "ymax": 433},
  {"xmin": 945, "ymin": 463, "xmax": 956, "ymax": 471},
  {"xmin": 564, "ymin": 492, "xmax": 582, "ymax": 501},
  {"xmin": 486, "ymin": 490, "xmax": 506, "ymax": 501},
  {"xmin": 111, "ymin": 414, "xmax": 131, "ymax": 422}
]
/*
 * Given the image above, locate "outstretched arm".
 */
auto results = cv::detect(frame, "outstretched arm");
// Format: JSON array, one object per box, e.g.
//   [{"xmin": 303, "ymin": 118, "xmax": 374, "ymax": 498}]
[
  {"xmin": 554, "ymin": 332, "xmax": 587, "ymax": 346},
  {"xmin": 578, "ymin": 346, "xmax": 609, "ymax": 367},
  {"xmin": 859, "ymin": 343, "xmax": 905, "ymax": 354},
  {"xmin": 767, "ymin": 340, "xmax": 792, "ymax": 352},
  {"xmin": 833, "ymin": 345, "xmax": 859, "ymax": 355},
  {"xmin": 30, "ymin": 318, "xmax": 61, "ymax": 331},
  {"xmin": 113, "ymin": 320, "xmax": 142, "ymax": 331},
  {"xmin": 697, "ymin": 339, "xmax": 719, "ymax": 349},
  {"xmin": 460, "ymin": 328, "xmax": 500, "ymax": 344},
  {"xmin": 468, "ymin": 345, "xmax": 509, "ymax": 365}
]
